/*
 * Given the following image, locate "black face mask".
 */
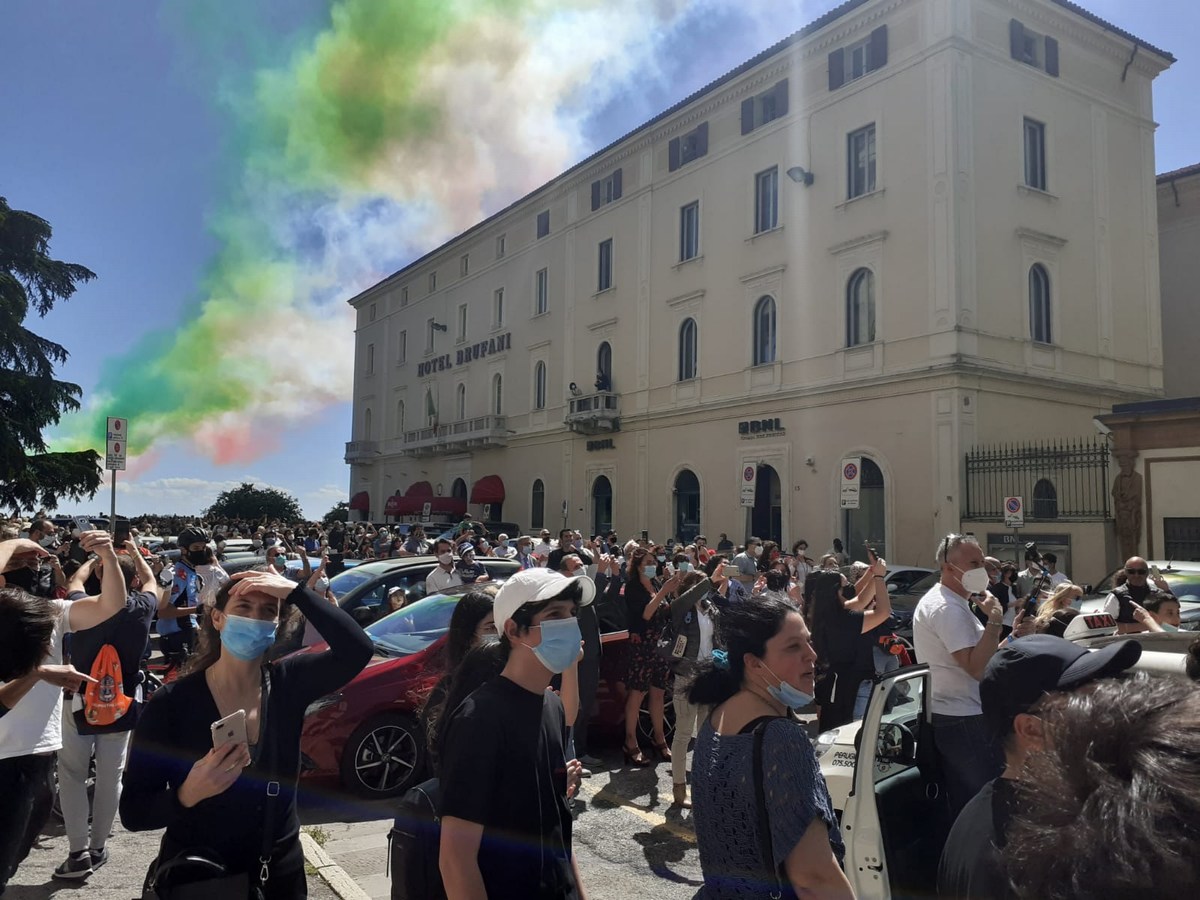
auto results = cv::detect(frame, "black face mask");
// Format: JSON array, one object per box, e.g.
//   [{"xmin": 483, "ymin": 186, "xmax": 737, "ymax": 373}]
[
  {"xmin": 187, "ymin": 550, "xmax": 209, "ymax": 566},
  {"xmin": 841, "ymin": 585, "xmax": 857, "ymax": 601}
]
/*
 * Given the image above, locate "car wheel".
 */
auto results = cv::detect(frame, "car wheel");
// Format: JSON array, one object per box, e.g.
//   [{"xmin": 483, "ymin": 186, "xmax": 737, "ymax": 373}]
[
  {"xmin": 636, "ymin": 689, "xmax": 676, "ymax": 746},
  {"xmin": 340, "ymin": 713, "xmax": 425, "ymax": 798}
]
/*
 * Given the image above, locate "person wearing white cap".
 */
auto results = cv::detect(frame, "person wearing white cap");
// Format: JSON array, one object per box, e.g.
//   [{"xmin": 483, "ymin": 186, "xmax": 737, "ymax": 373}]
[{"xmin": 439, "ymin": 569, "xmax": 594, "ymax": 899}]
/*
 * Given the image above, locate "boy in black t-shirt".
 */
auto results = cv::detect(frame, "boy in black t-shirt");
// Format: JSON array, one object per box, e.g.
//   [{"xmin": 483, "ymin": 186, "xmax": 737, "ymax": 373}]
[{"xmin": 439, "ymin": 568, "xmax": 595, "ymax": 899}]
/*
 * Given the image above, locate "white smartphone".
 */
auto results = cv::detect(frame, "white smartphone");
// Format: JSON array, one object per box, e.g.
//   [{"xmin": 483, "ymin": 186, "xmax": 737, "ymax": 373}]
[
  {"xmin": 722, "ymin": 564, "xmax": 740, "ymax": 578},
  {"xmin": 210, "ymin": 709, "xmax": 248, "ymax": 750}
]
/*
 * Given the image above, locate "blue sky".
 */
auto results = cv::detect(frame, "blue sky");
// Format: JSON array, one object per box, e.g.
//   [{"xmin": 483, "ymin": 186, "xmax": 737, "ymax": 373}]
[{"xmin": 3, "ymin": 0, "xmax": 1197, "ymax": 519}]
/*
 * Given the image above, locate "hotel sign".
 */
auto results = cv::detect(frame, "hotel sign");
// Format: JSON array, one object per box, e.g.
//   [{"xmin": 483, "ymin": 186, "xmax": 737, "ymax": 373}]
[{"xmin": 418, "ymin": 332, "xmax": 512, "ymax": 377}]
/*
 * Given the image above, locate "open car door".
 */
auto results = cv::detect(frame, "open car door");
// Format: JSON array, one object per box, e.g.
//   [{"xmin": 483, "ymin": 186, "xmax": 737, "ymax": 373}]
[{"xmin": 841, "ymin": 664, "xmax": 947, "ymax": 900}]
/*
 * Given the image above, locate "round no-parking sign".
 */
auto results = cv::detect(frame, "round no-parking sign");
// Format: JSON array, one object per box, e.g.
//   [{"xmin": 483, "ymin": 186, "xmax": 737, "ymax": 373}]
[
  {"xmin": 743, "ymin": 465, "xmax": 755, "ymax": 482},
  {"xmin": 842, "ymin": 462, "xmax": 858, "ymax": 481}
]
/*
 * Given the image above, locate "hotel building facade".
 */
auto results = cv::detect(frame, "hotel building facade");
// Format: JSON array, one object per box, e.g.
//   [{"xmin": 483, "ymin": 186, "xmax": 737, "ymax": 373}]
[{"xmin": 345, "ymin": 0, "xmax": 1172, "ymax": 577}]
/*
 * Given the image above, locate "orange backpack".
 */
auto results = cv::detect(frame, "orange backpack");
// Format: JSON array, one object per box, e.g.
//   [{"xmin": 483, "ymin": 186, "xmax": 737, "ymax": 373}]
[{"xmin": 81, "ymin": 643, "xmax": 133, "ymax": 727}]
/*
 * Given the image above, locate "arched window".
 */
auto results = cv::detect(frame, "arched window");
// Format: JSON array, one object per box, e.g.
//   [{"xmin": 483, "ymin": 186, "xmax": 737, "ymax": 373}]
[
  {"xmin": 455, "ymin": 383, "xmax": 466, "ymax": 420},
  {"xmin": 678, "ymin": 318, "xmax": 698, "ymax": 381},
  {"xmin": 531, "ymin": 479, "xmax": 545, "ymax": 530},
  {"xmin": 1033, "ymin": 478, "xmax": 1058, "ymax": 519},
  {"xmin": 492, "ymin": 373, "xmax": 503, "ymax": 416},
  {"xmin": 396, "ymin": 399, "xmax": 405, "ymax": 436},
  {"xmin": 591, "ymin": 475, "xmax": 613, "ymax": 536},
  {"xmin": 451, "ymin": 478, "xmax": 467, "ymax": 501},
  {"xmin": 424, "ymin": 389, "xmax": 436, "ymax": 427},
  {"xmin": 846, "ymin": 268, "xmax": 876, "ymax": 347},
  {"xmin": 363, "ymin": 408, "xmax": 373, "ymax": 440},
  {"xmin": 753, "ymin": 295, "xmax": 776, "ymax": 365},
  {"xmin": 596, "ymin": 342, "xmax": 612, "ymax": 391},
  {"xmin": 533, "ymin": 361, "xmax": 547, "ymax": 410},
  {"xmin": 674, "ymin": 469, "xmax": 701, "ymax": 542},
  {"xmin": 1029, "ymin": 264, "xmax": 1052, "ymax": 344}
]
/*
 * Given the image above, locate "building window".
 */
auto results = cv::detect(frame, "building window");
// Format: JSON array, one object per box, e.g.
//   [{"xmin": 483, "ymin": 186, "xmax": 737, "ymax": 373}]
[
  {"xmin": 680, "ymin": 201, "xmax": 700, "ymax": 261},
  {"xmin": 369, "ymin": 303, "xmax": 377, "ymax": 322},
  {"xmin": 425, "ymin": 318, "xmax": 435, "ymax": 353},
  {"xmin": 457, "ymin": 304, "xmax": 468, "ymax": 343},
  {"xmin": 591, "ymin": 169, "xmax": 623, "ymax": 210},
  {"xmin": 400, "ymin": 286, "xmax": 409, "ymax": 307},
  {"xmin": 496, "ymin": 233, "xmax": 506, "ymax": 258},
  {"xmin": 456, "ymin": 383, "xmax": 466, "ymax": 420},
  {"xmin": 533, "ymin": 361, "xmax": 547, "ymax": 410},
  {"xmin": 531, "ymin": 479, "xmax": 545, "ymax": 530},
  {"xmin": 428, "ymin": 271, "xmax": 437, "ymax": 292},
  {"xmin": 535, "ymin": 268, "xmax": 548, "ymax": 315},
  {"xmin": 493, "ymin": 288, "xmax": 505, "ymax": 327},
  {"xmin": 846, "ymin": 268, "xmax": 876, "ymax": 347},
  {"xmin": 741, "ymin": 80, "xmax": 789, "ymax": 134},
  {"xmin": 398, "ymin": 330, "xmax": 407, "ymax": 365},
  {"xmin": 460, "ymin": 254, "xmax": 469, "ymax": 277},
  {"xmin": 492, "ymin": 373, "xmax": 503, "ymax": 415},
  {"xmin": 363, "ymin": 408, "xmax": 373, "ymax": 440},
  {"xmin": 1029, "ymin": 264, "xmax": 1052, "ymax": 344},
  {"xmin": 753, "ymin": 296, "xmax": 776, "ymax": 366},
  {"xmin": 678, "ymin": 318, "xmax": 698, "ymax": 381},
  {"xmin": 1024, "ymin": 118, "xmax": 1047, "ymax": 191},
  {"xmin": 848, "ymin": 124, "xmax": 877, "ymax": 199},
  {"xmin": 597, "ymin": 342, "xmax": 612, "ymax": 390},
  {"xmin": 396, "ymin": 399, "xmax": 405, "ymax": 436},
  {"xmin": 536, "ymin": 210, "xmax": 550, "ymax": 239},
  {"xmin": 598, "ymin": 239, "xmax": 613, "ymax": 292},
  {"xmin": 828, "ymin": 26, "xmax": 888, "ymax": 90},
  {"xmin": 365, "ymin": 343, "xmax": 375, "ymax": 375},
  {"xmin": 1033, "ymin": 478, "xmax": 1058, "ymax": 519},
  {"xmin": 754, "ymin": 167, "xmax": 779, "ymax": 234},
  {"xmin": 424, "ymin": 389, "xmax": 436, "ymax": 427},
  {"xmin": 1010, "ymin": 20, "xmax": 1059, "ymax": 77},
  {"xmin": 668, "ymin": 122, "xmax": 709, "ymax": 172}
]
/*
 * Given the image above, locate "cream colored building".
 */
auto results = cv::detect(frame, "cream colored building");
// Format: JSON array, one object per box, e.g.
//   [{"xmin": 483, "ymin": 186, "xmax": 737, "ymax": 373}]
[
  {"xmin": 1159, "ymin": 163, "xmax": 1200, "ymax": 400},
  {"xmin": 345, "ymin": 0, "xmax": 1172, "ymax": 577}
]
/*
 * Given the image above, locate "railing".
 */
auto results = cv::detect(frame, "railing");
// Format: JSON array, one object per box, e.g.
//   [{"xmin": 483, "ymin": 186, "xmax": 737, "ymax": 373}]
[
  {"xmin": 565, "ymin": 391, "xmax": 620, "ymax": 434},
  {"xmin": 964, "ymin": 438, "xmax": 1110, "ymax": 521},
  {"xmin": 344, "ymin": 440, "xmax": 380, "ymax": 463},
  {"xmin": 400, "ymin": 415, "xmax": 508, "ymax": 456}
]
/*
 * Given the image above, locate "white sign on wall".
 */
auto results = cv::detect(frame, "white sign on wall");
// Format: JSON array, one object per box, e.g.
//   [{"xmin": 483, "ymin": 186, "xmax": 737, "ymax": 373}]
[
  {"xmin": 840, "ymin": 458, "xmax": 861, "ymax": 509},
  {"xmin": 105, "ymin": 417, "xmax": 128, "ymax": 472},
  {"xmin": 1004, "ymin": 496, "xmax": 1025, "ymax": 528},
  {"xmin": 740, "ymin": 465, "xmax": 756, "ymax": 507}
]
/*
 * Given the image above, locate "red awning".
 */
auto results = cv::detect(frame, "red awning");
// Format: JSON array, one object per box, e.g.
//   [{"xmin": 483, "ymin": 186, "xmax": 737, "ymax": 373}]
[
  {"xmin": 429, "ymin": 497, "xmax": 467, "ymax": 517},
  {"xmin": 404, "ymin": 481, "xmax": 434, "ymax": 499},
  {"xmin": 349, "ymin": 491, "xmax": 370, "ymax": 512},
  {"xmin": 470, "ymin": 475, "xmax": 505, "ymax": 505},
  {"xmin": 383, "ymin": 494, "xmax": 405, "ymax": 517}
]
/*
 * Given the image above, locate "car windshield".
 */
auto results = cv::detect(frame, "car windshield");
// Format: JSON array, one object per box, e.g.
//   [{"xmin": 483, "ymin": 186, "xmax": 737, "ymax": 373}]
[
  {"xmin": 329, "ymin": 568, "xmax": 376, "ymax": 600},
  {"xmin": 365, "ymin": 592, "xmax": 461, "ymax": 656},
  {"xmin": 1092, "ymin": 567, "xmax": 1200, "ymax": 602}
]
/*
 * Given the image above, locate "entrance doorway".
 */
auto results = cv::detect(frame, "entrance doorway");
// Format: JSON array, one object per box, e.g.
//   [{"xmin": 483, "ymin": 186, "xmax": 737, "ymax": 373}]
[
  {"xmin": 843, "ymin": 457, "xmax": 886, "ymax": 558},
  {"xmin": 674, "ymin": 470, "xmax": 701, "ymax": 543},
  {"xmin": 592, "ymin": 475, "xmax": 613, "ymax": 537},
  {"xmin": 751, "ymin": 464, "xmax": 782, "ymax": 544}
]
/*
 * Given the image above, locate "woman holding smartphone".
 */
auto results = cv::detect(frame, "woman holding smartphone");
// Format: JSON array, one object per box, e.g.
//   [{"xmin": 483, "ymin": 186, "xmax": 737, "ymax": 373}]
[{"xmin": 120, "ymin": 568, "xmax": 372, "ymax": 897}]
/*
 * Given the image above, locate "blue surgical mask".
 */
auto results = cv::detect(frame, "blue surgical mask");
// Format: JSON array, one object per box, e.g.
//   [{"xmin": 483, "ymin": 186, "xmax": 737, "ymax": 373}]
[
  {"xmin": 760, "ymin": 662, "xmax": 814, "ymax": 710},
  {"xmin": 1162, "ymin": 622, "xmax": 1180, "ymax": 632},
  {"xmin": 643, "ymin": 565, "xmax": 657, "ymax": 578},
  {"xmin": 657, "ymin": 554, "xmax": 666, "ymax": 563},
  {"xmin": 220, "ymin": 614, "xmax": 278, "ymax": 661},
  {"xmin": 677, "ymin": 561, "xmax": 693, "ymax": 573},
  {"xmin": 522, "ymin": 617, "xmax": 582, "ymax": 674}
]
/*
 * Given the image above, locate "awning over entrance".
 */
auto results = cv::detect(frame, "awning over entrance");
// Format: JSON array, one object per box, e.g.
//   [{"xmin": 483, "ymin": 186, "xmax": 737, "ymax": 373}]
[
  {"xmin": 349, "ymin": 491, "xmax": 370, "ymax": 512},
  {"xmin": 394, "ymin": 481, "xmax": 435, "ymax": 516},
  {"xmin": 430, "ymin": 497, "xmax": 468, "ymax": 518},
  {"xmin": 383, "ymin": 494, "xmax": 405, "ymax": 517},
  {"xmin": 470, "ymin": 475, "xmax": 505, "ymax": 505}
]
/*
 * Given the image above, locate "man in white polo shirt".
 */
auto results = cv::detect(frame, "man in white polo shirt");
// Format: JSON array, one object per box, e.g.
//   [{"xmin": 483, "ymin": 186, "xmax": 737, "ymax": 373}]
[{"xmin": 913, "ymin": 533, "xmax": 1032, "ymax": 818}]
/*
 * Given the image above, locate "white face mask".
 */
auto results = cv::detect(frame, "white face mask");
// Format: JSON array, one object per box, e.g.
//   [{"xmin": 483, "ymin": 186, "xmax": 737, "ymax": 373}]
[
  {"xmin": 438, "ymin": 553, "xmax": 453, "ymax": 566},
  {"xmin": 953, "ymin": 563, "xmax": 990, "ymax": 595},
  {"xmin": 752, "ymin": 546, "xmax": 762, "ymax": 557},
  {"xmin": 315, "ymin": 577, "xmax": 330, "ymax": 593}
]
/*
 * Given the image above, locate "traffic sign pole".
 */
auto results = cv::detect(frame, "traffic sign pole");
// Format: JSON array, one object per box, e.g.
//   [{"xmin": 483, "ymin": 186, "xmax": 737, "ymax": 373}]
[
  {"xmin": 110, "ymin": 473, "xmax": 117, "ymax": 536},
  {"xmin": 105, "ymin": 416, "xmax": 128, "ymax": 535}
]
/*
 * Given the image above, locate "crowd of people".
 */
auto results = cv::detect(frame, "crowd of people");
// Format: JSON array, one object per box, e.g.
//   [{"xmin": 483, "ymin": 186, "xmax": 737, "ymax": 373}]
[{"xmin": 2, "ymin": 512, "xmax": 1199, "ymax": 898}]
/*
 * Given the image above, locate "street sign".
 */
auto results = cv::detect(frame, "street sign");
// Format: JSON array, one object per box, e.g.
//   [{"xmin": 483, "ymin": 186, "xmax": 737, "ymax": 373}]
[
  {"xmin": 105, "ymin": 417, "xmax": 127, "ymax": 472},
  {"xmin": 740, "ymin": 465, "xmax": 756, "ymax": 507},
  {"xmin": 422, "ymin": 501, "xmax": 432, "ymax": 519},
  {"xmin": 1004, "ymin": 496, "xmax": 1025, "ymax": 528},
  {"xmin": 840, "ymin": 458, "xmax": 861, "ymax": 509}
]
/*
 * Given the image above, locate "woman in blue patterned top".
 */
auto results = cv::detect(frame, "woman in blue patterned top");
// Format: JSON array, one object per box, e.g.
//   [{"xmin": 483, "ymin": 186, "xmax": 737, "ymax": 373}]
[{"xmin": 688, "ymin": 596, "xmax": 851, "ymax": 898}]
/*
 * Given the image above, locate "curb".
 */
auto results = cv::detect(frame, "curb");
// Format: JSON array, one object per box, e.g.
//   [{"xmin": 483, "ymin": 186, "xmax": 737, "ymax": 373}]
[{"xmin": 301, "ymin": 831, "xmax": 374, "ymax": 900}]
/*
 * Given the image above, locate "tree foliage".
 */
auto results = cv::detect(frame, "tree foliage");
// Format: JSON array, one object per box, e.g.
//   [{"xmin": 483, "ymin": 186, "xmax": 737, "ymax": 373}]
[
  {"xmin": 205, "ymin": 482, "xmax": 303, "ymax": 521},
  {"xmin": 322, "ymin": 500, "xmax": 350, "ymax": 526},
  {"xmin": 0, "ymin": 196, "xmax": 101, "ymax": 510}
]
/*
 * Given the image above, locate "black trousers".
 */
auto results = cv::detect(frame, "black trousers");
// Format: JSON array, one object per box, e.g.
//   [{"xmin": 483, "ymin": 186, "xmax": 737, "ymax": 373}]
[
  {"xmin": 0, "ymin": 752, "xmax": 56, "ymax": 889},
  {"xmin": 816, "ymin": 667, "xmax": 873, "ymax": 733}
]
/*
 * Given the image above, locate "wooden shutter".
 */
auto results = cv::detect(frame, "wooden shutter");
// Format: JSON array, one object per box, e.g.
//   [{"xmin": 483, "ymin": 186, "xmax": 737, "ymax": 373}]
[
  {"xmin": 774, "ymin": 78, "xmax": 789, "ymax": 117},
  {"xmin": 829, "ymin": 48, "xmax": 845, "ymax": 90},
  {"xmin": 591, "ymin": 180, "xmax": 602, "ymax": 211},
  {"xmin": 696, "ymin": 122, "xmax": 708, "ymax": 158},
  {"xmin": 612, "ymin": 168, "xmax": 623, "ymax": 200},
  {"xmin": 741, "ymin": 97, "xmax": 755, "ymax": 135},
  {"xmin": 1010, "ymin": 19, "xmax": 1026, "ymax": 60},
  {"xmin": 1044, "ymin": 37, "xmax": 1059, "ymax": 76},
  {"xmin": 668, "ymin": 137, "xmax": 681, "ymax": 172},
  {"xmin": 869, "ymin": 25, "xmax": 888, "ymax": 71}
]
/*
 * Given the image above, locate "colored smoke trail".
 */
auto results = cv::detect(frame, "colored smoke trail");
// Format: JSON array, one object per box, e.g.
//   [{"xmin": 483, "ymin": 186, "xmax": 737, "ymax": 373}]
[{"xmin": 61, "ymin": 0, "xmax": 808, "ymax": 464}]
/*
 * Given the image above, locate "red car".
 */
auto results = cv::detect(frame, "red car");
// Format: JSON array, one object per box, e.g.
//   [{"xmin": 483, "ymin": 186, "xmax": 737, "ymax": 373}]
[{"xmin": 298, "ymin": 584, "xmax": 672, "ymax": 797}]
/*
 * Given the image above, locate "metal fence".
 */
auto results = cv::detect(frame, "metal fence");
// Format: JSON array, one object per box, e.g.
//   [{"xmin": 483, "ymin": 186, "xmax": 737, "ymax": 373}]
[{"xmin": 964, "ymin": 438, "xmax": 1110, "ymax": 521}]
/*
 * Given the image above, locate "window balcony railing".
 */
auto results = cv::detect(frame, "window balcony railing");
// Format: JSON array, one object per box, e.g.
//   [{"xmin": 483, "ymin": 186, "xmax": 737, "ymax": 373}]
[
  {"xmin": 344, "ymin": 440, "xmax": 380, "ymax": 463},
  {"xmin": 565, "ymin": 390, "xmax": 621, "ymax": 435},
  {"xmin": 400, "ymin": 415, "xmax": 508, "ymax": 457}
]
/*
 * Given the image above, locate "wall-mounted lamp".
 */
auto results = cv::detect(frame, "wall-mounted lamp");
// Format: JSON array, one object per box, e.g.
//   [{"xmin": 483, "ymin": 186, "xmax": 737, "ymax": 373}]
[
  {"xmin": 805, "ymin": 456, "xmax": 816, "ymax": 468},
  {"xmin": 786, "ymin": 166, "xmax": 815, "ymax": 187},
  {"xmin": 431, "ymin": 321, "xmax": 448, "ymax": 332}
]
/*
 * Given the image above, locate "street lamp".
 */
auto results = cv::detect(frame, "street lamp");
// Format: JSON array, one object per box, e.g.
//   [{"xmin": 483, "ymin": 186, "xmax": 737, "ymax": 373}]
[{"xmin": 786, "ymin": 166, "xmax": 814, "ymax": 187}]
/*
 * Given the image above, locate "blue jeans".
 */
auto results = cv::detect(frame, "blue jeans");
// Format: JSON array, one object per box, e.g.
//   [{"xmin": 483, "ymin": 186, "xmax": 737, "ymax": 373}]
[{"xmin": 931, "ymin": 713, "xmax": 1003, "ymax": 818}]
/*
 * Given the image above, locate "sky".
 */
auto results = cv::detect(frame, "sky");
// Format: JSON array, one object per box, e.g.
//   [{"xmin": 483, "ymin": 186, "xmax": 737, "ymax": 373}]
[{"xmin": 3, "ymin": 0, "xmax": 1198, "ymax": 520}]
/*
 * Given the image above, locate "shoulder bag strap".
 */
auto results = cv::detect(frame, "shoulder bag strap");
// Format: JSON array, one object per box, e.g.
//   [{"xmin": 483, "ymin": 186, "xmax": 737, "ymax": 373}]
[
  {"xmin": 752, "ymin": 718, "xmax": 785, "ymax": 900},
  {"xmin": 257, "ymin": 666, "xmax": 279, "ymax": 890}
]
